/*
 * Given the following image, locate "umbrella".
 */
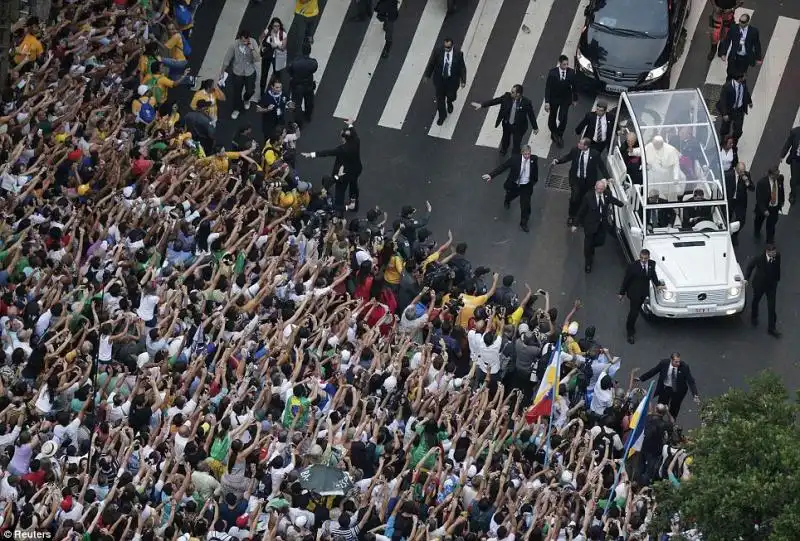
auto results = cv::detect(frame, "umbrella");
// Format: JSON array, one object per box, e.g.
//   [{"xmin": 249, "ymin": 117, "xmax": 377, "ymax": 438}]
[{"xmin": 298, "ymin": 464, "xmax": 353, "ymax": 496}]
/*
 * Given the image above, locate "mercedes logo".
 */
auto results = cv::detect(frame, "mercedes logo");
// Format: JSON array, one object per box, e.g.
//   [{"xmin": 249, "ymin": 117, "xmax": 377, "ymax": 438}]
[
  {"xmin": 616, "ymin": 71, "xmax": 623, "ymax": 77},
  {"xmin": 697, "ymin": 293, "xmax": 707, "ymax": 301}
]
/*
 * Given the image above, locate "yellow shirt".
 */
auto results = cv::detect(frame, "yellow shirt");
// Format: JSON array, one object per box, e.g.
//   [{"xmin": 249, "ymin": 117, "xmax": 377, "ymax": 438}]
[
  {"xmin": 561, "ymin": 325, "xmax": 583, "ymax": 356},
  {"xmin": 508, "ymin": 306, "xmax": 524, "ymax": 326},
  {"xmin": 14, "ymin": 34, "xmax": 44, "ymax": 65},
  {"xmin": 165, "ymin": 33, "xmax": 186, "ymax": 62},
  {"xmin": 201, "ymin": 151, "xmax": 241, "ymax": 173},
  {"xmin": 421, "ymin": 251, "xmax": 440, "ymax": 274},
  {"xmin": 295, "ymin": 0, "xmax": 320, "ymax": 17},
  {"xmin": 143, "ymin": 75, "xmax": 177, "ymax": 105},
  {"xmin": 383, "ymin": 254, "xmax": 404, "ymax": 285},
  {"xmin": 456, "ymin": 293, "xmax": 489, "ymax": 328},
  {"xmin": 191, "ymin": 88, "xmax": 225, "ymax": 120}
]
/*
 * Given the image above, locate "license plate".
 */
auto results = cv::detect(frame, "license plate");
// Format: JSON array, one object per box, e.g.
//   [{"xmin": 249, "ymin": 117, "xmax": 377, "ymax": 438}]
[
  {"xmin": 605, "ymin": 84, "xmax": 627, "ymax": 93},
  {"xmin": 692, "ymin": 307, "xmax": 715, "ymax": 314}
]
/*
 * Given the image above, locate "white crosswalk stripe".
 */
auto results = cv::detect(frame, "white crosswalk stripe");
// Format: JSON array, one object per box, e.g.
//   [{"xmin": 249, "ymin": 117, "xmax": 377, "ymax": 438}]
[
  {"xmin": 195, "ymin": 0, "xmax": 800, "ymax": 210},
  {"xmin": 778, "ymin": 104, "xmax": 800, "ymax": 215}
]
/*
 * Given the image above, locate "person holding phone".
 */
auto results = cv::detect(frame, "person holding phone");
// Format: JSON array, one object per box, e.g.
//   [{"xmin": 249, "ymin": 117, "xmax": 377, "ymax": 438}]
[{"xmin": 221, "ymin": 29, "xmax": 261, "ymax": 119}]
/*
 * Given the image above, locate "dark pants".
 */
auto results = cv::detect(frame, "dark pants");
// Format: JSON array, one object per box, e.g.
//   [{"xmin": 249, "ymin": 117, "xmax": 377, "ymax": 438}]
[
  {"xmin": 751, "ymin": 285, "xmax": 777, "ymax": 330},
  {"xmin": 355, "ymin": 0, "xmax": 373, "ymax": 18},
  {"xmin": 626, "ymin": 295, "xmax": 645, "ymax": 337},
  {"xmin": 505, "ymin": 182, "xmax": 533, "ymax": 225},
  {"xmin": 435, "ymin": 82, "xmax": 458, "ymax": 121},
  {"xmin": 790, "ymin": 161, "xmax": 800, "ymax": 201},
  {"xmin": 291, "ymin": 82, "xmax": 315, "ymax": 121},
  {"xmin": 500, "ymin": 122, "xmax": 525, "ymax": 154},
  {"xmin": 753, "ymin": 207, "xmax": 779, "ymax": 243},
  {"xmin": 447, "ymin": 0, "xmax": 459, "ymax": 12},
  {"xmin": 510, "ymin": 369, "xmax": 534, "ymax": 407},
  {"xmin": 548, "ymin": 102, "xmax": 570, "ymax": 136},
  {"xmin": 230, "ymin": 72, "xmax": 256, "ymax": 112},
  {"xmin": 658, "ymin": 387, "xmax": 685, "ymax": 419},
  {"xmin": 568, "ymin": 184, "xmax": 587, "ymax": 219},
  {"xmin": 719, "ymin": 107, "xmax": 745, "ymax": 141},
  {"xmin": 336, "ymin": 172, "xmax": 360, "ymax": 204},
  {"xmin": 730, "ymin": 200, "xmax": 747, "ymax": 245},
  {"xmin": 296, "ymin": 14, "xmax": 318, "ymax": 49},
  {"xmin": 383, "ymin": 19, "xmax": 395, "ymax": 44},
  {"xmin": 260, "ymin": 54, "xmax": 282, "ymax": 93},
  {"xmin": 583, "ymin": 226, "xmax": 606, "ymax": 267}
]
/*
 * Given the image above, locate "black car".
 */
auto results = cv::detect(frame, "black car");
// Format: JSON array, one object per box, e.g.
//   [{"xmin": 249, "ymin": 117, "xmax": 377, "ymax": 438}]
[{"xmin": 575, "ymin": 0, "xmax": 690, "ymax": 93}]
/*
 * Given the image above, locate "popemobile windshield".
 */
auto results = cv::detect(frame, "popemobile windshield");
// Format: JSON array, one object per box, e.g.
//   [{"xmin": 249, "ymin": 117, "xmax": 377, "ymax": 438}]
[{"xmin": 604, "ymin": 89, "xmax": 745, "ymax": 318}]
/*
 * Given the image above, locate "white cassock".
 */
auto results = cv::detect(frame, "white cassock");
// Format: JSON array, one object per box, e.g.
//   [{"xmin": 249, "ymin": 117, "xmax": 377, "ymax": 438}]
[{"xmin": 632, "ymin": 137, "xmax": 684, "ymax": 201}]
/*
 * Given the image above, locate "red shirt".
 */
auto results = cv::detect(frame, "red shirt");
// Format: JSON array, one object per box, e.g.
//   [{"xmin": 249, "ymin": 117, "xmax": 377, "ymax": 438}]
[{"xmin": 22, "ymin": 469, "xmax": 46, "ymax": 488}]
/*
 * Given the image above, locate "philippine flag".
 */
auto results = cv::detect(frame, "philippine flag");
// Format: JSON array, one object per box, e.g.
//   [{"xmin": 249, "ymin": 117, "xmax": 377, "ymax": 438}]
[
  {"xmin": 624, "ymin": 381, "xmax": 655, "ymax": 458},
  {"xmin": 525, "ymin": 339, "xmax": 562, "ymax": 423}
]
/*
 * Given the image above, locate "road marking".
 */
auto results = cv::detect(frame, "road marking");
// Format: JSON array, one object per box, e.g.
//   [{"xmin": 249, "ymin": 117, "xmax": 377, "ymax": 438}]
[
  {"xmin": 524, "ymin": 0, "xmax": 583, "ymax": 158},
  {"xmin": 334, "ymin": 1, "xmax": 404, "ymax": 120},
  {"xmin": 427, "ymin": 0, "xmax": 505, "ymax": 138},
  {"xmin": 197, "ymin": 0, "xmax": 251, "ymax": 81},
  {"xmin": 705, "ymin": 7, "xmax": 754, "ymax": 86},
  {"xmin": 669, "ymin": 0, "xmax": 707, "ymax": 89},
  {"xmin": 378, "ymin": 0, "xmax": 448, "ymax": 129},
  {"xmin": 475, "ymin": 0, "xmax": 557, "ymax": 149},
  {"xmin": 776, "ymin": 95, "xmax": 800, "ymax": 214},
  {"xmin": 736, "ymin": 16, "xmax": 800, "ymax": 188},
  {"xmin": 311, "ymin": 0, "xmax": 351, "ymax": 93}
]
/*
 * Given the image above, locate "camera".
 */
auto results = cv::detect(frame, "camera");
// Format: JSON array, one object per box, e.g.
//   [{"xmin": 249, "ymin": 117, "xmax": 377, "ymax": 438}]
[{"xmin": 445, "ymin": 295, "xmax": 464, "ymax": 316}]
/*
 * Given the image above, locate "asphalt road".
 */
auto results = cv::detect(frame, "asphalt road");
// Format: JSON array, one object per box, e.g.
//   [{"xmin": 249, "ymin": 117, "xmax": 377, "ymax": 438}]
[{"xmin": 181, "ymin": 0, "xmax": 800, "ymax": 426}]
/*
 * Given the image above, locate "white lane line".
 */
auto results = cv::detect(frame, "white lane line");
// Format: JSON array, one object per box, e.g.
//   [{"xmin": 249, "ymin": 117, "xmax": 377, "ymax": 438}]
[
  {"xmin": 197, "ymin": 0, "xmax": 251, "ymax": 81},
  {"xmin": 778, "ymin": 104, "xmax": 799, "ymax": 214},
  {"xmin": 736, "ymin": 16, "xmax": 800, "ymax": 185},
  {"xmin": 669, "ymin": 0, "xmax": 706, "ymax": 89},
  {"xmin": 311, "ymin": 0, "xmax": 351, "ymax": 93},
  {"xmin": 475, "ymin": 0, "xmax": 557, "ymax": 149},
  {"xmin": 427, "ymin": 0, "xmax": 504, "ymax": 138},
  {"xmin": 334, "ymin": 1, "xmax": 404, "ymax": 120},
  {"xmin": 379, "ymin": 0, "xmax": 448, "ymax": 129},
  {"xmin": 706, "ymin": 8, "xmax": 754, "ymax": 86},
  {"xmin": 525, "ymin": 0, "xmax": 584, "ymax": 157}
]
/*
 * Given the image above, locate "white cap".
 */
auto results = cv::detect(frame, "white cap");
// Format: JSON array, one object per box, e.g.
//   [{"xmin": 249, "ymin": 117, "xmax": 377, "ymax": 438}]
[
  {"xmin": 567, "ymin": 321, "xmax": 579, "ymax": 336},
  {"xmin": 294, "ymin": 515, "xmax": 308, "ymax": 528},
  {"xmin": 340, "ymin": 350, "xmax": 351, "ymax": 363},
  {"xmin": 383, "ymin": 375, "xmax": 397, "ymax": 392},
  {"xmin": 467, "ymin": 465, "xmax": 477, "ymax": 478},
  {"xmin": 137, "ymin": 352, "xmax": 150, "ymax": 367},
  {"xmin": 560, "ymin": 471, "xmax": 573, "ymax": 485},
  {"xmin": 518, "ymin": 323, "xmax": 530, "ymax": 335},
  {"xmin": 327, "ymin": 335, "xmax": 340, "ymax": 347},
  {"xmin": 137, "ymin": 84, "xmax": 149, "ymax": 96}
]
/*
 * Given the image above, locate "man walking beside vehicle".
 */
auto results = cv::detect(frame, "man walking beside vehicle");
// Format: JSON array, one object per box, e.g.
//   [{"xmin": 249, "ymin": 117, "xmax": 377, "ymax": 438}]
[
  {"xmin": 425, "ymin": 38, "xmax": 467, "ymax": 126},
  {"xmin": 553, "ymin": 137, "xmax": 608, "ymax": 226},
  {"xmin": 745, "ymin": 244, "xmax": 781, "ymax": 337},
  {"xmin": 544, "ymin": 55, "xmax": 578, "ymax": 148},
  {"xmin": 637, "ymin": 353, "xmax": 700, "ymax": 419},
  {"xmin": 618, "ymin": 249, "xmax": 663, "ymax": 344},
  {"xmin": 471, "ymin": 84, "xmax": 538, "ymax": 156},
  {"xmin": 753, "ymin": 166, "xmax": 783, "ymax": 244}
]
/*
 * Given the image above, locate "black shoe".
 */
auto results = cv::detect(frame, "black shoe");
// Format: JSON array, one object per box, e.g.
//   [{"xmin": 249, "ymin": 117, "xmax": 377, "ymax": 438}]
[
  {"xmin": 520, "ymin": 223, "xmax": 529, "ymax": 232},
  {"xmin": 627, "ymin": 335, "xmax": 635, "ymax": 344},
  {"xmin": 584, "ymin": 264, "xmax": 592, "ymax": 273},
  {"xmin": 503, "ymin": 199, "xmax": 511, "ymax": 210},
  {"xmin": 768, "ymin": 329, "xmax": 782, "ymax": 338},
  {"xmin": 447, "ymin": 101, "xmax": 454, "ymax": 114},
  {"xmin": 436, "ymin": 117, "xmax": 445, "ymax": 126}
]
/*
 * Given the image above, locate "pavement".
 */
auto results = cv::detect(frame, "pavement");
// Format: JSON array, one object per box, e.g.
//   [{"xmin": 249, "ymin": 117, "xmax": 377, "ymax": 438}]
[{"xmin": 181, "ymin": 0, "xmax": 800, "ymax": 426}]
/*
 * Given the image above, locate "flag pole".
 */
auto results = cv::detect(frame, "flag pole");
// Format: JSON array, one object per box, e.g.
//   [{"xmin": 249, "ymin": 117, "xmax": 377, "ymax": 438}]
[
  {"xmin": 543, "ymin": 337, "xmax": 562, "ymax": 466},
  {"xmin": 603, "ymin": 381, "xmax": 654, "ymax": 517}
]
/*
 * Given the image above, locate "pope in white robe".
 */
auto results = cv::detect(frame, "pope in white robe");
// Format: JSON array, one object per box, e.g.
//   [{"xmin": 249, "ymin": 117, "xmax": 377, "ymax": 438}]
[{"xmin": 631, "ymin": 135, "xmax": 685, "ymax": 201}]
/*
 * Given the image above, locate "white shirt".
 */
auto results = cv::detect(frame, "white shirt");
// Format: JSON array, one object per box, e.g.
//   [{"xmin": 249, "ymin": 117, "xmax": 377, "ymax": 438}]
[
  {"xmin": 579, "ymin": 150, "xmax": 588, "ymax": 177},
  {"xmin": 720, "ymin": 148, "xmax": 735, "ymax": 171},
  {"xmin": 519, "ymin": 157, "xmax": 531, "ymax": 185},
  {"xmin": 732, "ymin": 80, "xmax": 743, "ymax": 109},
  {"xmin": 98, "ymin": 334, "xmax": 113, "ymax": 362},
  {"xmin": 769, "ymin": 178, "xmax": 779, "ymax": 206},
  {"xmin": 666, "ymin": 365, "xmax": 677, "ymax": 388},
  {"xmin": 34, "ymin": 310, "xmax": 53, "ymax": 338},
  {"xmin": 137, "ymin": 294, "xmax": 160, "ymax": 321},
  {"xmin": 595, "ymin": 115, "xmax": 607, "ymax": 142},
  {"xmin": 354, "ymin": 248, "xmax": 372, "ymax": 266},
  {"xmin": 467, "ymin": 329, "xmax": 502, "ymax": 374},
  {"xmin": 443, "ymin": 50, "xmax": 452, "ymax": 76},
  {"xmin": 737, "ymin": 26, "xmax": 748, "ymax": 55}
]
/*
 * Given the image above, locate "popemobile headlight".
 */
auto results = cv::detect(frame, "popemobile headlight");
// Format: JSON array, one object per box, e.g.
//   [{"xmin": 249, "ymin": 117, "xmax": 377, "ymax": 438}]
[
  {"xmin": 728, "ymin": 286, "xmax": 741, "ymax": 297},
  {"xmin": 576, "ymin": 50, "xmax": 594, "ymax": 74},
  {"xmin": 660, "ymin": 289, "xmax": 675, "ymax": 302},
  {"xmin": 645, "ymin": 63, "xmax": 669, "ymax": 82}
]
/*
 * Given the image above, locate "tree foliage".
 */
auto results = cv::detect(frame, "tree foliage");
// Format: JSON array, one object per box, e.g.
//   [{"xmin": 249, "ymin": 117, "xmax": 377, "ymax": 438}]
[{"xmin": 649, "ymin": 370, "xmax": 800, "ymax": 540}]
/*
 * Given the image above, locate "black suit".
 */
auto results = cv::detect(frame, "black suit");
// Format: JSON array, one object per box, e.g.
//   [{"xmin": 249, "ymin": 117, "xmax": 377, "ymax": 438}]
[
  {"xmin": 479, "ymin": 93, "xmax": 538, "ymax": 154},
  {"xmin": 575, "ymin": 111, "xmax": 615, "ymax": 153},
  {"xmin": 726, "ymin": 169, "xmax": 753, "ymax": 244},
  {"xmin": 646, "ymin": 198, "xmax": 676, "ymax": 229},
  {"xmin": 753, "ymin": 175, "xmax": 784, "ymax": 243},
  {"xmin": 576, "ymin": 190, "xmax": 623, "ymax": 267},
  {"xmin": 620, "ymin": 260, "xmax": 661, "ymax": 338},
  {"xmin": 716, "ymin": 79, "xmax": 751, "ymax": 141},
  {"xmin": 639, "ymin": 359, "xmax": 698, "ymax": 419},
  {"xmin": 425, "ymin": 47, "xmax": 467, "ymax": 123},
  {"xmin": 745, "ymin": 252, "xmax": 780, "ymax": 331},
  {"xmin": 313, "ymin": 127, "xmax": 363, "ymax": 210},
  {"xmin": 555, "ymin": 147, "xmax": 609, "ymax": 220},
  {"xmin": 720, "ymin": 24, "xmax": 762, "ymax": 78},
  {"xmin": 488, "ymin": 154, "xmax": 538, "ymax": 226},
  {"xmin": 780, "ymin": 126, "xmax": 800, "ymax": 202},
  {"xmin": 544, "ymin": 67, "xmax": 578, "ymax": 137}
]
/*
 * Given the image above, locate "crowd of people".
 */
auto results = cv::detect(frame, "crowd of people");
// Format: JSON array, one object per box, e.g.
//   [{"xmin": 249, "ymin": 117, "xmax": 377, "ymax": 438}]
[{"xmin": 0, "ymin": 0, "xmax": 696, "ymax": 540}]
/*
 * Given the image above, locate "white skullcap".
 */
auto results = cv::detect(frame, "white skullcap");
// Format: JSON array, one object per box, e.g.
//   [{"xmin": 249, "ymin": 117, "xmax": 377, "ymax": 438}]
[{"xmin": 653, "ymin": 135, "xmax": 664, "ymax": 144}]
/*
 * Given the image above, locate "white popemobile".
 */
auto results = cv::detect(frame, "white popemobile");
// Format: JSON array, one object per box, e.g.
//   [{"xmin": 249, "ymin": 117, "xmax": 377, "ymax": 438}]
[{"xmin": 603, "ymin": 89, "xmax": 745, "ymax": 318}]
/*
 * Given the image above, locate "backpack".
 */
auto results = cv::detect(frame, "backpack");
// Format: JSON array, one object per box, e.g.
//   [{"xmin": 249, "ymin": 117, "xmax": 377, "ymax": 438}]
[
  {"xmin": 137, "ymin": 101, "xmax": 156, "ymax": 124},
  {"xmin": 174, "ymin": 2, "xmax": 193, "ymax": 26}
]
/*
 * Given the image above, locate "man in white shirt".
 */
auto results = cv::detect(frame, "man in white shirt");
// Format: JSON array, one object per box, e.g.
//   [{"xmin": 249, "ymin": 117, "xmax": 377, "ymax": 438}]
[
  {"xmin": 482, "ymin": 145, "xmax": 539, "ymax": 232},
  {"xmin": 467, "ymin": 320, "xmax": 502, "ymax": 389}
]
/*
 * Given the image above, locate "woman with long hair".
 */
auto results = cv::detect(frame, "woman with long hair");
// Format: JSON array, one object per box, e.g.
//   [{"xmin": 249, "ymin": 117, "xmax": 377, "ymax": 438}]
[{"xmin": 259, "ymin": 17, "xmax": 288, "ymax": 93}]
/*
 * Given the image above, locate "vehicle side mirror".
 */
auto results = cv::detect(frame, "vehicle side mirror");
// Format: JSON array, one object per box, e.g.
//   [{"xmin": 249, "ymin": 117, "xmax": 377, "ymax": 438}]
[
  {"xmin": 730, "ymin": 221, "xmax": 741, "ymax": 234},
  {"xmin": 630, "ymin": 227, "xmax": 643, "ymax": 238}
]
